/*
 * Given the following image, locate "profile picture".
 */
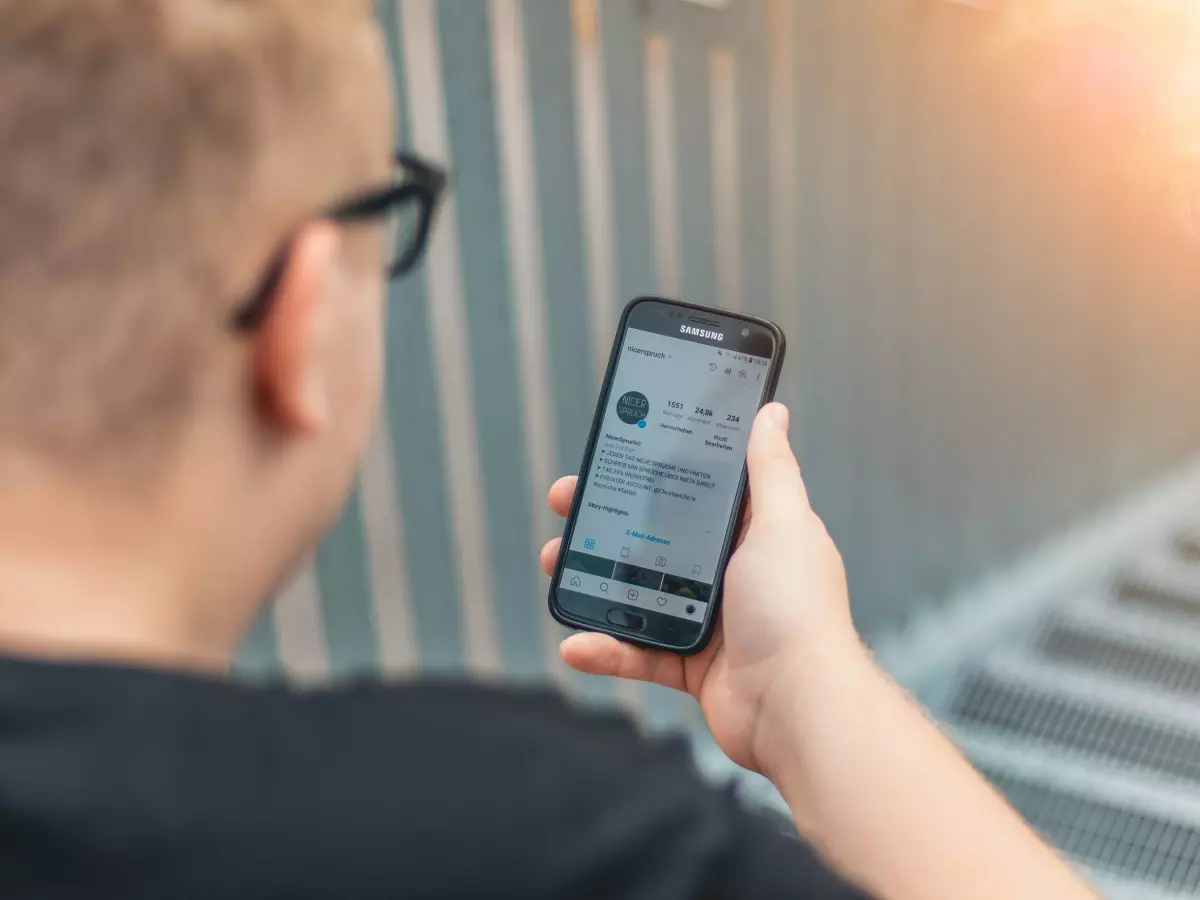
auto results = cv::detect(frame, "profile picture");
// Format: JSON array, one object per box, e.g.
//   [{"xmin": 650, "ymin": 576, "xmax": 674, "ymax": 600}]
[{"xmin": 616, "ymin": 390, "xmax": 649, "ymax": 427}]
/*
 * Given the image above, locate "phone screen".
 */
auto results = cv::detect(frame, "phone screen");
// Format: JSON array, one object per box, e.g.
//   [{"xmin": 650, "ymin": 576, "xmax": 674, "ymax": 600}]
[{"xmin": 552, "ymin": 300, "xmax": 780, "ymax": 650}]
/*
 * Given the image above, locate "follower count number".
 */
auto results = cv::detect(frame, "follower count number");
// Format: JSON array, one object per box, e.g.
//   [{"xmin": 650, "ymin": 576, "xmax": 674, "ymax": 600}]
[{"xmin": 666, "ymin": 402, "xmax": 740, "ymax": 423}]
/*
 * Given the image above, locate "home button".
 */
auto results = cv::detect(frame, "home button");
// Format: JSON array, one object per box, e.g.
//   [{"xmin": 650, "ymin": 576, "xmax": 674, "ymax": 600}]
[{"xmin": 606, "ymin": 609, "xmax": 646, "ymax": 631}]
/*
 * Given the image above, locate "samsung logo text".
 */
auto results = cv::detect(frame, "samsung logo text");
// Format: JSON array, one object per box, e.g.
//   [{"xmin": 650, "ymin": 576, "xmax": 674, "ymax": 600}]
[{"xmin": 680, "ymin": 325, "xmax": 723, "ymax": 341}]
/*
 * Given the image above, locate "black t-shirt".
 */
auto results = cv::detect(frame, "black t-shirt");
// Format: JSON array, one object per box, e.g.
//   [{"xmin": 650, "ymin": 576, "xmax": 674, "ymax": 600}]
[{"xmin": 0, "ymin": 654, "xmax": 865, "ymax": 899}]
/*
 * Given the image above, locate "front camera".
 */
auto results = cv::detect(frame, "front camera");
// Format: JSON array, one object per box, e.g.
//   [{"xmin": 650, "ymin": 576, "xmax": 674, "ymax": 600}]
[{"xmin": 740, "ymin": 328, "xmax": 750, "ymax": 338}]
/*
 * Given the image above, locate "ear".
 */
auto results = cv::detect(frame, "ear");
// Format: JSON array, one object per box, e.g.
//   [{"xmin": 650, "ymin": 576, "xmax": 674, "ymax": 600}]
[{"xmin": 251, "ymin": 221, "xmax": 342, "ymax": 435}]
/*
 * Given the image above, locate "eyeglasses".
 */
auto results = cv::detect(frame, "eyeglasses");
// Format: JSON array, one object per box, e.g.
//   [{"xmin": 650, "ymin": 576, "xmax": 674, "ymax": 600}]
[{"xmin": 230, "ymin": 151, "xmax": 447, "ymax": 333}]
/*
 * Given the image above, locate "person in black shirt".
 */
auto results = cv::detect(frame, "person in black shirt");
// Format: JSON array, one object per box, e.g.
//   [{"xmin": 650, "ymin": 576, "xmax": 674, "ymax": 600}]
[{"xmin": 0, "ymin": 2, "xmax": 1096, "ymax": 899}]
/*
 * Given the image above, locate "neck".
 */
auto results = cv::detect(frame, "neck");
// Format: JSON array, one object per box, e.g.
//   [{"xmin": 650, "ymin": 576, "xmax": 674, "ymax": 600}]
[{"xmin": 0, "ymin": 459, "xmax": 246, "ymax": 673}]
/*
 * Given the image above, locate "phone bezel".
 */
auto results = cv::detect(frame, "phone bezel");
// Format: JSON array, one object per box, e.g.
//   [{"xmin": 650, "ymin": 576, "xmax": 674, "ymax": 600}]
[{"xmin": 547, "ymin": 296, "xmax": 787, "ymax": 656}]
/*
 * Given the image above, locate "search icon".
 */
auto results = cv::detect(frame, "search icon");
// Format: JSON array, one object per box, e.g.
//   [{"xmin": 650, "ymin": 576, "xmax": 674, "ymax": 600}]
[{"xmin": 599, "ymin": 582, "xmax": 609, "ymax": 593}]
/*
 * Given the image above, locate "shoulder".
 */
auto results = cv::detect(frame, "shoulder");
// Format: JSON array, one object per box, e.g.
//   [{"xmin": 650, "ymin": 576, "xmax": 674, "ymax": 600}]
[{"xmin": 283, "ymin": 679, "xmax": 694, "ymax": 788}]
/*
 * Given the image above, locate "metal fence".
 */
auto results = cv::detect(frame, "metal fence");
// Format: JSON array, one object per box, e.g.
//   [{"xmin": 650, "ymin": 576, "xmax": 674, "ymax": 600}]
[{"xmin": 237, "ymin": 0, "xmax": 1200, "ymax": 728}]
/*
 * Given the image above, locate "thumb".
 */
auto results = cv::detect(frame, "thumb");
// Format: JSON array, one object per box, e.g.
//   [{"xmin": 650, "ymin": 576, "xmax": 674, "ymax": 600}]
[
  {"xmin": 746, "ymin": 403, "xmax": 810, "ymax": 521},
  {"xmin": 559, "ymin": 633, "xmax": 688, "ymax": 694}
]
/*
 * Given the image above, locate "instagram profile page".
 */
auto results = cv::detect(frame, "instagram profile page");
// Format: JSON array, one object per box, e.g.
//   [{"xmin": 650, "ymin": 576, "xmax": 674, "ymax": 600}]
[{"xmin": 561, "ymin": 327, "xmax": 771, "ymax": 623}]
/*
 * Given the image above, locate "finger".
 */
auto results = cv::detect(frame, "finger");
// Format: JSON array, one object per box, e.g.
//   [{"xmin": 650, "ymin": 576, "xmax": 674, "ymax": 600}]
[
  {"xmin": 735, "ymin": 496, "xmax": 752, "ymax": 549},
  {"xmin": 559, "ymin": 632, "xmax": 688, "ymax": 693},
  {"xmin": 548, "ymin": 476, "xmax": 578, "ymax": 518},
  {"xmin": 745, "ymin": 403, "xmax": 810, "ymax": 521},
  {"xmin": 539, "ymin": 537, "xmax": 562, "ymax": 576}
]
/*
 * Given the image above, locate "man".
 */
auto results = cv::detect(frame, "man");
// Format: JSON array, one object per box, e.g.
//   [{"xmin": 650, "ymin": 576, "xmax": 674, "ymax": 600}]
[{"xmin": 0, "ymin": 2, "xmax": 1096, "ymax": 898}]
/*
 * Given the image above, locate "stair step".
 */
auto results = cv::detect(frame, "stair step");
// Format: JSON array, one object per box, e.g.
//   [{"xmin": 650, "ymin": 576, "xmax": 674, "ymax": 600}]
[
  {"xmin": 1038, "ymin": 622, "xmax": 1200, "ymax": 697},
  {"xmin": 950, "ymin": 672, "xmax": 1200, "ymax": 784},
  {"xmin": 983, "ymin": 767, "xmax": 1200, "ymax": 894},
  {"xmin": 1115, "ymin": 575, "xmax": 1200, "ymax": 623},
  {"xmin": 1176, "ymin": 528, "xmax": 1200, "ymax": 565}
]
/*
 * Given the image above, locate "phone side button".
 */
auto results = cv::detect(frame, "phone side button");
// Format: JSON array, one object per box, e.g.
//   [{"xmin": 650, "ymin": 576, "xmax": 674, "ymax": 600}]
[{"xmin": 606, "ymin": 609, "xmax": 646, "ymax": 631}]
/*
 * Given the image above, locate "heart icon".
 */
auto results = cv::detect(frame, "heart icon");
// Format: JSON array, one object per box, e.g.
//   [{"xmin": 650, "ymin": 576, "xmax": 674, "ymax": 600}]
[{"xmin": 656, "ymin": 596, "xmax": 668, "ymax": 607}]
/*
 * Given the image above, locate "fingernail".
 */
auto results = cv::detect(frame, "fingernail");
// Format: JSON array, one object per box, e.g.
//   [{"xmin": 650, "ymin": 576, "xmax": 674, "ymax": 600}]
[{"xmin": 769, "ymin": 403, "xmax": 789, "ymax": 431}]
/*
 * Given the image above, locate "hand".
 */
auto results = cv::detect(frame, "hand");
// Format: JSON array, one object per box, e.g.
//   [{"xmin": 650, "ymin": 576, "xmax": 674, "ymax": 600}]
[{"xmin": 540, "ymin": 403, "xmax": 862, "ymax": 774}]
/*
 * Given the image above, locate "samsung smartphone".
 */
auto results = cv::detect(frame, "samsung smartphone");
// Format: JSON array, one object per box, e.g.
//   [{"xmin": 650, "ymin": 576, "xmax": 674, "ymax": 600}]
[{"xmin": 548, "ymin": 297, "xmax": 786, "ymax": 655}]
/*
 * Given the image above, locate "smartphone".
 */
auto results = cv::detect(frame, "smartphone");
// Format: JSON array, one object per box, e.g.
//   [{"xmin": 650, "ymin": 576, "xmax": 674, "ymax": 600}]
[{"xmin": 548, "ymin": 297, "xmax": 786, "ymax": 655}]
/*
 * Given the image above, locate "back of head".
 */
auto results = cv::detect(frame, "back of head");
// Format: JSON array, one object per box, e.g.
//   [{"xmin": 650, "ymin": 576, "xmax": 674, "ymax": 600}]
[{"xmin": 0, "ymin": 0, "xmax": 383, "ymax": 475}]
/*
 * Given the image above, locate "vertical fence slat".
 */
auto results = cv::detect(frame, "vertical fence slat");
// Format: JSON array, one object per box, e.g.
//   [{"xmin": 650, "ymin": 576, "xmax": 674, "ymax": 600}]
[
  {"xmin": 574, "ymin": 0, "xmax": 623, "ymax": 381},
  {"xmin": 400, "ymin": 0, "xmax": 502, "ymax": 677},
  {"xmin": 710, "ymin": 47, "xmax": 742, "ymax": 311},
  {"xmin": 645, "ymin": 34, "xmax": 683, "ymax": 299},
  {"xmin": 274, "ymin": 563, "xmax": 329, "ymax": 685},
  {"xmin": 435, "ymin": 0, "xmax": 546, "ymax": 683},
  {"xmin": 766, "ymin": 0, "xmax": 801, "ymax": 415},
  {"xmin": 669, "ymin": 32, "xmax": 717, "ymax": 304},
  {"xmin": 489, "ymin": 0, "xmax": 573, "ymax": 686},
  {"xmin": 523, "ymin": 0, "xmax": 599, "ymax": 472},
  {"xmin": 315, "ymin": 485, "xmax": 380, "ymax": 678},
  {"xmin": 734, "ymin": 0, "xmax": 773, "ymax": 323},
  {"xmin": 523, "ymin": 0, "xmax": 615, "ymax": 701},
  {"xmin": 359, "ymin": 419, "xmax": 418, "ymax": 675},
  {"xmin": 379, "ymin": 0, "xmax": 469, "ymax": 676}
]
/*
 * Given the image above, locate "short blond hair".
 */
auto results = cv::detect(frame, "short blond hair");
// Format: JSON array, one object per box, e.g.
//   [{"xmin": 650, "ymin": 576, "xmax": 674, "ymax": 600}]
[{"xmin": 0, "ymin": 0, "xmax": 383, "ymax": 467}]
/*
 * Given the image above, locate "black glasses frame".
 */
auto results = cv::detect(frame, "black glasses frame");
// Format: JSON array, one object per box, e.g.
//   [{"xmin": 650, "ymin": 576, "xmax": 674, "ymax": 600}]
[{"xmin": 230, "ymin": 151, "xmax": 447, "ymax": 333}]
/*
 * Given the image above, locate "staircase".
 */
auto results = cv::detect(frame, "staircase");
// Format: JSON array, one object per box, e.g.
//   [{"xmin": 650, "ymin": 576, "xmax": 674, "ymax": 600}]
[
  {"xmin": 695, "ymin": 464, "xmax": 1200, "ymax": 899},
  {"xmin": 937, "ymin": 539, "xmax": 1200, "ymax": 899}
]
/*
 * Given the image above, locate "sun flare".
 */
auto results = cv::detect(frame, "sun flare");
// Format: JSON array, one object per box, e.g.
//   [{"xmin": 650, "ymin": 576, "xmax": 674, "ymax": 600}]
[{"xmin": 1001, "ymin": 0, "xmax": 1200, "ymax": 159}]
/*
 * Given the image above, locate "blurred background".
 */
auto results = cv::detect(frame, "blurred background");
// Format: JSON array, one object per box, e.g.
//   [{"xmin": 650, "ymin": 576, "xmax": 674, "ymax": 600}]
[{"xmin": 238, "ymin": 1, "xmax": 1200, "ymax": 895}]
